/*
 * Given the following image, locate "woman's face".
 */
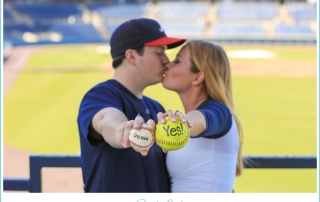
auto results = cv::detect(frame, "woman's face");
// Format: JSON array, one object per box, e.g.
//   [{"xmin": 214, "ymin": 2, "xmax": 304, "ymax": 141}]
[{"xmin": 162, "ymin": 45, "xmax": 198, "ymax": 92}]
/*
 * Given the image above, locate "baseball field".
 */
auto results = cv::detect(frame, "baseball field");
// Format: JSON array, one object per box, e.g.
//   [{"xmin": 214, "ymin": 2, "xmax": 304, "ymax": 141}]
[{"xmin": 3, "ymin": 43, "xmax": 317, "ymax": 192}]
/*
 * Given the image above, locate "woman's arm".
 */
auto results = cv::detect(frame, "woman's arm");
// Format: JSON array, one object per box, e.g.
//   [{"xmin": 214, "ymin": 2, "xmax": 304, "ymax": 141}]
[
  {"xmin": 156, "ymin": 109, "xmax": 205, "ymax": 137},
  {"xmin": 157, "ymin": 101, "xmax": 232, "ymax": 138}
]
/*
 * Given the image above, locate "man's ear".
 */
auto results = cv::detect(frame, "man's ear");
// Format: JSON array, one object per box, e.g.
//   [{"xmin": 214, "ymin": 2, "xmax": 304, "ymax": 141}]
[
  {"xmin": 125, "ymin": 49, "xmax": 136, "ymax": 66},
  {"xmin": 192, "ymin": 72, "xmax": 205, "ymax": 86}
]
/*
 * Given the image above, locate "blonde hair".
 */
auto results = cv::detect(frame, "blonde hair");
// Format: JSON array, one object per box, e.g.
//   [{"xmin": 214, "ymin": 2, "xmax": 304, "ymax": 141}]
[{"xmin": 187, "ymin": 40, "xmax": 244, "ymax": 176}]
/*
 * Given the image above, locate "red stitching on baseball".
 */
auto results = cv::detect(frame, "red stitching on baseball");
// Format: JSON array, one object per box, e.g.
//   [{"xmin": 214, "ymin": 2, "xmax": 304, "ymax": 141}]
[{"xmin": 129, "ymin": 135, "xmax": 154, "ymax": 149}]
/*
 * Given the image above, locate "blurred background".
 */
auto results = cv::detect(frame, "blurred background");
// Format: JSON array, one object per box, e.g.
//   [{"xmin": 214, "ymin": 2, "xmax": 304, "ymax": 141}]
[
  {"xmin": 3, "ymin": 0, "xmax": 317, "ymax": 47},
  {"xmin": 2, "ymin": 0, "xmax": 317, "ymax": 193}
]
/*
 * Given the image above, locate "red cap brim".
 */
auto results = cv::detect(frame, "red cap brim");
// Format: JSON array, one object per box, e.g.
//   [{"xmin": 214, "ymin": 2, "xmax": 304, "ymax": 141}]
[{"xmin": 144, "ymin": 37, "xmax": 186, "ymax": 49}]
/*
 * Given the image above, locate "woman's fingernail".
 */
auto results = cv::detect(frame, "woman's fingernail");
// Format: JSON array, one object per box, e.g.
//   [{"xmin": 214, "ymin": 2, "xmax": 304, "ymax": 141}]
[
  {"xmin": 161, "ymin": 119, "xmax": 165, "ymax": 123},
  {"xmin": 171, "ymin": 117, "xmax": 176, "ymax": 122},
  {"xmin": 182, "ymin": 119, "xmax": 187, "ymax": 123}
]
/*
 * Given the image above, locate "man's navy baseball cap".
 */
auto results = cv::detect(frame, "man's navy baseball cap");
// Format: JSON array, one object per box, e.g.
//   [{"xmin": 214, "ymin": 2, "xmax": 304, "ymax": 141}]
[{"xmin": 110, "ymin": 18, "xmax": 186, "ymax": 59}]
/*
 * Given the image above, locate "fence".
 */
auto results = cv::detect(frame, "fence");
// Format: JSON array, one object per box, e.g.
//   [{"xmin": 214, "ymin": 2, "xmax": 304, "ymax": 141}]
[{"xmin": 3, "ymin": 155, "xmax": 317, "ymax": 192}]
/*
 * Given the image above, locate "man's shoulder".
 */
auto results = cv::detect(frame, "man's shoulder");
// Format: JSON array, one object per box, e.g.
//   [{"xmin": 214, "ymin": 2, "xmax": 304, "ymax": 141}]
[
  {"xmin": 143, "ymin": 96, "xmax": 161, "ymax": 105},
  {"xmin": 92, "ymin": 79, "xmax": 115, "ymax": 88},
  {"xmin": 88, "ymin": 79, "xmax": 119, "ymax": 93},
  {"xmin": 142, "ymin": 96, "xmax": 164, "ymax": 110}
]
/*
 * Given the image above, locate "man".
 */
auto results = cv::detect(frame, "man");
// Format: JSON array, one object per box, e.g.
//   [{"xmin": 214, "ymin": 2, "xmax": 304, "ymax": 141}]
[{"xmin": 77, "ymin": 18, "xmax": 185, "ymax": 192}]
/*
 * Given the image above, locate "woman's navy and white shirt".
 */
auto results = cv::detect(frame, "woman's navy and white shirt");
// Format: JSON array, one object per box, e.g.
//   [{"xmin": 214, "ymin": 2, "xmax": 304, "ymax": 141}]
[{"xmin": 166, "ymin": 99, "xmax": 239, "ymax": 193}]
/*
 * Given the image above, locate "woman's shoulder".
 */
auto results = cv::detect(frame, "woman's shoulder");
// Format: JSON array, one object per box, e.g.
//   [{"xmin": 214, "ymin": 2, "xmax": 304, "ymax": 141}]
[{"xmin": 197, "ymin": 99, "xmax": 227, "ymax": 109}]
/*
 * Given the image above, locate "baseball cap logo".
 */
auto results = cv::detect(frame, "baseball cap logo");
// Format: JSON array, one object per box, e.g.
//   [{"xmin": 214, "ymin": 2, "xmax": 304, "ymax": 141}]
[{"xmin": 159, "ymin": 28, "xmax": 164, "ymax": 32}]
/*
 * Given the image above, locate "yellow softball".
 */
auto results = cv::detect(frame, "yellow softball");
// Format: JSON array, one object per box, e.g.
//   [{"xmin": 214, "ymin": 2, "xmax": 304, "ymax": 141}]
[{"xmin": 155, "ymin": 116, "xmax": 190, "ymax": 151}]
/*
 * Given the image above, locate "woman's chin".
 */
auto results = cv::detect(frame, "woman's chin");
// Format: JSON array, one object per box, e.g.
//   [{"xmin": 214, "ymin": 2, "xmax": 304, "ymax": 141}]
[
  {"xmin": 162, "ymin": 83, "xmax": 173, "ymax": 91},
  {"xmin": 162, "ymin": 78, "xmax": 174, "ymax": 90}
]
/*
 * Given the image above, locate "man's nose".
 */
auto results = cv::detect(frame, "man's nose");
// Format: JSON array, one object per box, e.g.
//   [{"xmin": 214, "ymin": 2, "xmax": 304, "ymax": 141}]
[{"xmin": 162, "ymin": 54, "xmax": 169, "ymax": 64}]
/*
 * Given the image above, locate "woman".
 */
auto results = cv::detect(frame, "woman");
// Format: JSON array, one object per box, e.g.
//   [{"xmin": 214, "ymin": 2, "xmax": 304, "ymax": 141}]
[{"xmin": 158, "ymin": 40, "xmax": 243, "ymax": 192}]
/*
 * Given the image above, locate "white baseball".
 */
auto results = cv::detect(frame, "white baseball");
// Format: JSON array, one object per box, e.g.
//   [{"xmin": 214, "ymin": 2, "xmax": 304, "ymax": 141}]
[{"xmin": 129, "ymin": 125, "xmax": 154, "ymax": 151}]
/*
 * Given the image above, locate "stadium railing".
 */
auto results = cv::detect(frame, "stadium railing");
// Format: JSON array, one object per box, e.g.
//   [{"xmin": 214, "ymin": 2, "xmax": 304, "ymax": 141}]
[{"xmin": 3, "ymin": 154, "xmax": 317, "ymax": 192}]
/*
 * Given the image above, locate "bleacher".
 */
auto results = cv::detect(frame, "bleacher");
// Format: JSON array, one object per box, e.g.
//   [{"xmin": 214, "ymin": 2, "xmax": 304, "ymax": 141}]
[
  {"xmin": 154, "ymin": 2, "xmax": 208, "ymax": 37},
  {"xmin": 104, "ymin": 23, "xmax": 120, "ymax": 34},
  {"xmin": 3, "ymin": 7, "xmax": 14, "ymax": 20},
  {"xmin": 36, "ymin": 22, "xmax": 105, "ymax": 43},
  {"xmin": 87, "ymin": 3, "xmax": 150, "ymax": 19},
  {"xmin": 11, "ymin": 2, "xmax": 83, "ymax": 19},
  {"xmin": 286, "ymin": 2, "xmax": 317, "ymax": 21},
  {"xmin": 275, "ymin": 23, "xmax": 314, "ymax": 36},
  {"xmin": 86, "ymin": 2, "xmax": 152, "ymax": 37},
  {"xmin": 157, "ymin": 2, "xmax": 209, "ymax": 21},
  {"xmin": 3, "ymin": 0, "xmax": 317, "ymax": 46},
  {"xmin": 4, "ymin": 1, "xmax": 107, "ymax": 44},
  {"xmin": 3, "ymin": 23, "xmax": 39, "ymax": 42},
  {"xmin": 216, "ymin": 2, "xmax": 280, "ymax": 20},
  {"xmin": 3, "ymin": 4, "xmax": 22, "ymax": 24},
  {"xmin": 212, "ymin": 23, "xmax": 266, "ymax": 36},
  {"xmin": 161, "ymin": 22, "xmax": 207, "ymax": 37}
]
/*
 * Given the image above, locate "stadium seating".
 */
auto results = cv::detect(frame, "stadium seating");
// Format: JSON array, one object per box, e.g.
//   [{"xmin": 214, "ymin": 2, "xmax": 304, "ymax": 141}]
[
  {"xmin": 4, "ymin": 7, "xmax": 13, "ymax": 20},
  {"xmin": 154, "ymin": 2, "xmax": 209, "ymax": 37},
  {"xmin": 216, "ymin": 2, "xmax": 280, "ymax": 20},
  {"xmin": 275, "ymin": 23, "xmax": 314, "ymax": 36},
  {"xmin": 156, "ymin": 2, "xmax": 209, "ymax": 21},
  {"xmin": 160, "ymin": 22, "xmax": 206, "ymax": 37},
  {"xmin": 3, "ymin": 0, "xmax": 317, "ymax": 46},
  {"xmin": 36, "ymin": 22, "xmax": 105, "ymax": 42},
  {"xmin": 11, "ymin": 2, "xmax": 82, "ymax": 19},
  {"xmin": 212, "ymin": 23, "xmax": 266, "ymax": 36},
  {"xmin": 286, "ymin": 2, "xmax": 317, "ymax": 21},
  {"xmin": 104, "ymin": 23, "xmax": 120, "ymax": 34},
  {"xmin": 87, "ymin": 3, "xmax": 149, "ymax": 19},
  {"xmin": 3, "ymin": 23, "xmax": 39, "ymax": 41}
]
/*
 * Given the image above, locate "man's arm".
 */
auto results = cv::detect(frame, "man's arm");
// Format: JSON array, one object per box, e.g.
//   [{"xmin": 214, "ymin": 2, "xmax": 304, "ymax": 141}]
[
  {"xmin": 91, "ymin": 107, "xmax": 154, "ymax": 156},
  {"xmin": 91, "ymin": 107, "xmax": 128, "ymax": 149}
]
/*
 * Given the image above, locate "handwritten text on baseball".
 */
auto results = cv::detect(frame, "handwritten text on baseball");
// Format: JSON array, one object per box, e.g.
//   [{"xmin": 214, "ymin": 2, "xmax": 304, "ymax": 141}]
[
  {"xmin": 162, "ymin": 123, "xmax": 185, "ymax": 136},
  {"xmin": 133, "ymin": 133, "xmax": 148, "ymax": 141}
]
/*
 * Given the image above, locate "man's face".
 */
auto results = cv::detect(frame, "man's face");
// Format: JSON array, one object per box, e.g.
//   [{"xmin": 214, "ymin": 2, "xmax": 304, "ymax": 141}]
[{"xmin": 135, "ymin": 46, "xmax": 169, "ymax": 85}]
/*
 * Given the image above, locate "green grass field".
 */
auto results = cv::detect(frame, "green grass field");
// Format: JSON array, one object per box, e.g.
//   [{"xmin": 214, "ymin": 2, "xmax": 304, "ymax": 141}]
[{"xmin": 3, "ymin": 44, "xmax": 317, "ymax": 192}]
